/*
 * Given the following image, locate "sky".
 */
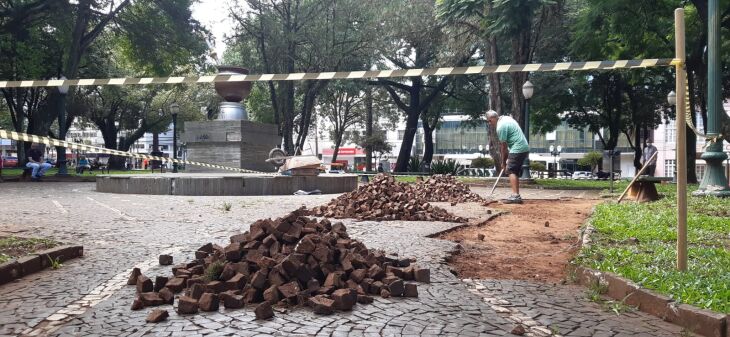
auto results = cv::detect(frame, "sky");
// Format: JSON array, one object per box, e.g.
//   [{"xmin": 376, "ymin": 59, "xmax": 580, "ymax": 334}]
[{"xmin": 191, "ymin": 0, "xmax": 237, "ymax": 60}]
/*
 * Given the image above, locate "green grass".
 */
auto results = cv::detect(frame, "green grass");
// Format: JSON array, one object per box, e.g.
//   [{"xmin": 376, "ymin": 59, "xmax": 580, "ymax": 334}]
[
  {"xmin": 0, "ymin": 236, "xmax": 59, "ymax": 264},
  {"xmin": 575, "ymin": 185, "xmax": 730, "ymax": 313},
  {"xmin": 535, "ymin": 179, "xmax": 632, "ymax": 190},
  {"xmin": 394, "ymin": 176, "xmax": 419, "ymax": 183},
  {"xmin": 0, "ymin": 167, "xmax": 156, "ymax": 177},
  {"xmin": 392, "ymin": 176, "xmax": 487, "ymax": 184}
]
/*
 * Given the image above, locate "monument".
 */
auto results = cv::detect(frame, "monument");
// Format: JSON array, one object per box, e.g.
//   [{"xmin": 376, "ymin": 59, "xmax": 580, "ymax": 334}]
[
  {"xmin": 182, "ymin": 66, "xmax": 280, "ymax": 173},
  {"xmin": 96, "ymin": 66, "xmax": 358, "ymax": 196}
]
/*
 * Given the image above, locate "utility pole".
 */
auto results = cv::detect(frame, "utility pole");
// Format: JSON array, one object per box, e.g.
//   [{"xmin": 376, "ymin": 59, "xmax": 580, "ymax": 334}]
[{"xmin": 693, "ymin": 0, "xmax": 730, "ymax": 197}]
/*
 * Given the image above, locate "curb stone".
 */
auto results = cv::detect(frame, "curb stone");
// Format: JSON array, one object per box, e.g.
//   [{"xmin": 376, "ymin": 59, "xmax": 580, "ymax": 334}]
[
  {"xmin": 0, "ymin": 245, "xmax": 83, "ymax": 286},
  {"xmin": 573, "ymin": 266, "xmax": 727, "ymax": 337}
]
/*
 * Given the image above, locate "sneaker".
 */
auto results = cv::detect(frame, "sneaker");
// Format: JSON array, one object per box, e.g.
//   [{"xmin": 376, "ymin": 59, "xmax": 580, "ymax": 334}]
[{"xmin": 502, "ymin": 194, "xmax": 523, "ymax": 204}]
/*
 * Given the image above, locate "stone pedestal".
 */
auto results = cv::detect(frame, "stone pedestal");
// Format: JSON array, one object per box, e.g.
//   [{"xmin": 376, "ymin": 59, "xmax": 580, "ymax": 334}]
[{"xmin": 182, "ymin": 120, "xmax": 280, "ymax": 173}]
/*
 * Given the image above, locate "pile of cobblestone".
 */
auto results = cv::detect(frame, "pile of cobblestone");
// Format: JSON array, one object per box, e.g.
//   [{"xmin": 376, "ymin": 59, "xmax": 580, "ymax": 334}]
[
  {"xmin": 415, "ymin": 175, "xmax": 488, "ymax": 204},
  {"xmin": 127, "ymin": 207, "xmax": 430, "ymax": 321},
  {"xmin": 308, "ymin": 174, "xmax": 468, "ymax": 222}
]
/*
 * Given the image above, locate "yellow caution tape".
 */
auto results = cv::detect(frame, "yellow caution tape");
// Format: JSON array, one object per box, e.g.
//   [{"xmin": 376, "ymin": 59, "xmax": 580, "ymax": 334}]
[
  {"xmin": 0, "ymin": 129, "xmax": 271, "ymax": 174},
  {"xmin": 0, "ymin": 58, "xmax": 681, "ymax": 89}
]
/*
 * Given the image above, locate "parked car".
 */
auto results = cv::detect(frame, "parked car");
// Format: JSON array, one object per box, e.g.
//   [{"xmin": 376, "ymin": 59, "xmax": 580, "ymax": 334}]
[
  {"xmin": 1, "ymin": 156, "xmax": 18, "ymax": 167},
  {"xmin": 572, "ymin": 171, "xmax": 594, "ymax": 180}
]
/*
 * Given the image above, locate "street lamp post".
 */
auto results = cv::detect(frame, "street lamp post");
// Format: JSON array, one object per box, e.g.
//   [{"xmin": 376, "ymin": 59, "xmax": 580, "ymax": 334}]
[
  {"xmin": 521, "ymin": 80, "xmax": 534, "ymax": 179},
  {"xmin": 56, "ymin": 76, "xmax": 70, "ymax": 176},
  {"xmin": 667, "ymin": 90, "xmax": 677, "ymax": 107},
  {"xmin": 170, "ymin": 103, "xmax": 180, "ymax": 173},
  {"xmin": 549, "ymin": 144, "xmax": 562, "ymax": 178},
  {"xmin": 694, "ymin": 0, "xmax": 730, "ymax": 197}
]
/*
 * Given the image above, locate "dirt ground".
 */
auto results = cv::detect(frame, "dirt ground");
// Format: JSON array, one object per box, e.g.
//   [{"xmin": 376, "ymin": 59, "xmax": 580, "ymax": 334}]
[{"xmin": 438, "ymin": 198, "xmax": 599, "ymax": 283}]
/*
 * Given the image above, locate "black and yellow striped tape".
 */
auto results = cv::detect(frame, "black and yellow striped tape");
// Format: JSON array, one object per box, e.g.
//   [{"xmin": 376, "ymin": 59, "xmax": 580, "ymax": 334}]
[
  {"xmin": 0, "ymin": 58, "xmax": 681, "ymax": 89},
  {"xmin": 681, "ymin": 76, "xmax": 724, "ymax": 142},
  {"xmin": 0, "ymin": 129, "xmax": 270, "ymax": 174}
]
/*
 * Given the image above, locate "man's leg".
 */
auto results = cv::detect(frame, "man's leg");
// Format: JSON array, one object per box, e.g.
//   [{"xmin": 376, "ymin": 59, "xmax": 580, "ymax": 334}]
[
  {"xmin": 510, "ymin": 172, "xmax": 520, "ymax": 195},
  {"xmin": 503, "ymin": 153, "xmax": 525, "ymax": 204},
  {"xmin": 39, "ymin": 162, "xmax": 52, "ymax": 176},
  {"xmin": 27, "ymin": 162, "xmax": 40, "ymax": 178}
]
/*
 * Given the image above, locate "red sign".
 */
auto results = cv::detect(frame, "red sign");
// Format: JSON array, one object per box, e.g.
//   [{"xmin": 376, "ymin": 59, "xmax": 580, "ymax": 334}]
[{"xmin": 322, "ymin": 147, "xmax": 364, "ymax": 156}]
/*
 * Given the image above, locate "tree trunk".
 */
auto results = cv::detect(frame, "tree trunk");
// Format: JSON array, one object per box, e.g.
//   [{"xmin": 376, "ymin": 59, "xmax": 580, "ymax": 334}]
[
  {"xmin": 510, "ymin": 30, "xmax": 531, "ymax": 127},
  {"xmin": 152, "ymin": 132, "xmax": 159, "ymax": 152},
  {"xmin": 422, "ymin": 114, "xmax": 434, "ymax": 165},
  {"xmin": 331, "ymin": 135, "xmax": 343, "ymax": 164},
  {"xmin": 486, "ymin": 37, "xmax": 501, "ymax": 114},
  {"xmin": 395, "ymin": 108, "xmax": 420, "ymax": 172},
  {"xmin": 296, "ymin": 80, "xmax": 328, "ymax": 152},
  {"xmin": 633, "ymin": 127, "xmax": 642, "ymax": 171},
  {"xmin": 281, "ymin": 82, "xmax": 296, "ymax": 154},
  {"xmin": 364, "ymin": 88, "xmax": 373, "ymax": 171}
]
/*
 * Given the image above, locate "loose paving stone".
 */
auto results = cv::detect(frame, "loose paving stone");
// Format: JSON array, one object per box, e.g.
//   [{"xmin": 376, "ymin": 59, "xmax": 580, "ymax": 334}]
[
  {"xmin": 199, "ymin": 293, "xmax": 220, "ymax": 312},
  {"xmin": 253, "ymin": 302, "xmax": 274, "ymax": 320},
  {"xmin": 136, "ymin": 275, "xmax": 153, "ymax": 294},
  {"xmin": 159, "ymin": 254, "xmax": 173, "ymax": 266},
  {"xmin": 177, "ymin": 296, "xmax": 199, "ymax": 315},
  {"xmin": 146, "ymin": 309, "xmax": 169, "ymax": 323}
]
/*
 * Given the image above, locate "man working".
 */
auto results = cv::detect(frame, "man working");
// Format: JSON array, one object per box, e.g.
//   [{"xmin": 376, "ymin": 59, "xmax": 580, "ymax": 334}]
[
  {"xmin": 641, "ymin": 140, "xmax": 658, "ymax": 176},
  {"xmin": 486, "ymin": 110, "xmax": 530, "ymax": 204},
  {"xmin": 26, "ymin": 144, "xmax": 52, "ymax": 181}
]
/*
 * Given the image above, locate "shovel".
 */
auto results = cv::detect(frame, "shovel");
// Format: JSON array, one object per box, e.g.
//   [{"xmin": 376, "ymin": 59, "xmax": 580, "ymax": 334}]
[{"xmin": 489, "ymin": 168, "xmax": 505, "ymax": 197}]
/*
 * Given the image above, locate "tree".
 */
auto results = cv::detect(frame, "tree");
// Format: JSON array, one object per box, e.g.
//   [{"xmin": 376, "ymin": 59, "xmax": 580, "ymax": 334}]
[
  {"xmin": 437, "ymin": 0, "xmax": 567, "ymax": 123},
  {"xmin": 568, "ymin": 0, "xmax": 730, "ymax": 182},
  {"xmin": 577, "ymin": 151, "xmax": 603, "ymax": 172},
  {"xmin": 0, "ymin": 0, "xmax": 209, "ymax": 164},
  {"xmin": 229, "ymin": 0, "xmax": 378, "ymax": 155},
  {"xmin": 437, "ymin": 0, "xmax": 570, "ymax": 170},
  {"xmin": 373, "ymin": 0, "xmax": 476, "ymax": 172},
  {"xmin": 356, "ymin": 131, "xmax": 392, "ymax": 164},
  {"xmin": 319, "ymin": 81, "xmax": 365, "ymax": 163}
]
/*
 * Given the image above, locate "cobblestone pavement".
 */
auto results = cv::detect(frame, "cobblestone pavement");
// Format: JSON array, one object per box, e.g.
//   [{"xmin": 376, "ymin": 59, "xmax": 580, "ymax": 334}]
[
  {"xmin": 463, "ymin": 280, "xmax": 688, "ymax": 337},
  {"xmin": 0, "ymin": 182, "xmax": 685, "ymax": 336}
]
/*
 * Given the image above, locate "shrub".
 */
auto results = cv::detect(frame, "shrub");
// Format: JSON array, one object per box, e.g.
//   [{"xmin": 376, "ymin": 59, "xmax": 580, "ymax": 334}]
[
  {"xmin": 431, "ymin": 159, "xmax": 463, "ymax": 175},
  {"xmin": 530, "ymin": 161, "xmax": 546, "ymax": 171},
  {"xmin": 470, "ymin": 157, "xmax": 494, "ymax": 168},
  {"xmin": 203, "ymin": 261, "xmax": 225, "ymax": 282},
  {"xmin": 407, "ymin": 156, "xmax": 422, "ymax": 172},
  {"xmin": 577, "ymin": 151, "xmax": 603, "ymax": 171}
]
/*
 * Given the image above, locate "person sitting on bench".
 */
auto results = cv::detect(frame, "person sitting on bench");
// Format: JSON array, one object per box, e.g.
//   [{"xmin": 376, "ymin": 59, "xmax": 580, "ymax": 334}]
[
  {"xmin": 77, "ymin": 156, "xmax": 91, "ymax": 174},
  {"xmin": 26, "ymin": 144, "xmax": 52, "ymax": 182}
]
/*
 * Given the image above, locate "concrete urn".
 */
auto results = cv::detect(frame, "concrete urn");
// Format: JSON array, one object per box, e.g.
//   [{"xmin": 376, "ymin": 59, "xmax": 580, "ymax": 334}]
[{"xmin": 214, "ymin": 66, "xmax": 252, "ymax": 102}]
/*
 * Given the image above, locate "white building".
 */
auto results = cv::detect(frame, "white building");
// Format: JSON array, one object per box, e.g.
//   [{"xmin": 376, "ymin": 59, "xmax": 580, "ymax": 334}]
[{"xmin": 66, "ymin": 123, "xmax": 177, "ymax": 168}]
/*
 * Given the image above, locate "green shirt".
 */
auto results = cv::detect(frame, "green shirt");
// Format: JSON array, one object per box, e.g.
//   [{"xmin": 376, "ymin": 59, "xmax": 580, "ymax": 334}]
[{"xmin": 496, "ymin": 116, "xmax": 529, "ymax": 153}]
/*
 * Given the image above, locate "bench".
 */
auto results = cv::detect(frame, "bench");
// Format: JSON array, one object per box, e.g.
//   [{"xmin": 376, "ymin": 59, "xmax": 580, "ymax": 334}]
[
  {"xmin": 21, "ymin": 167, "xmax": 33, "ymax": 180},
  {"xmin": 628, "ymin": 176, "xmax": 673, "ymax": 202},
  {"xmin": 95, "ymin": 157, "xmax": 110, "ymax": 174}
]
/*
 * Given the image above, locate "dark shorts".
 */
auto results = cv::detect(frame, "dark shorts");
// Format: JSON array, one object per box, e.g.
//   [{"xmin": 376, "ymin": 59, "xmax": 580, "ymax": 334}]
[{"xmin": 506, "ymin": 152, "xmax": 529, "ymax": 175}]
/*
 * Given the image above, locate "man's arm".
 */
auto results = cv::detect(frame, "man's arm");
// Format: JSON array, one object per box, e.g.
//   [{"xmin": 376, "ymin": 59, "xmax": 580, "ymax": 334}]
[{"xmin": 500, "ymin": 142, "xmax": 508, "ymax": 169}]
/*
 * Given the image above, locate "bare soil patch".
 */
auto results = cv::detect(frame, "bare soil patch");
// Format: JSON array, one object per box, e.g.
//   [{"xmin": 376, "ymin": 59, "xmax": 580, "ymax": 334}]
[{"xmin": 439, "ymin": 198, "xmax": 599, "ymax": 283}]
